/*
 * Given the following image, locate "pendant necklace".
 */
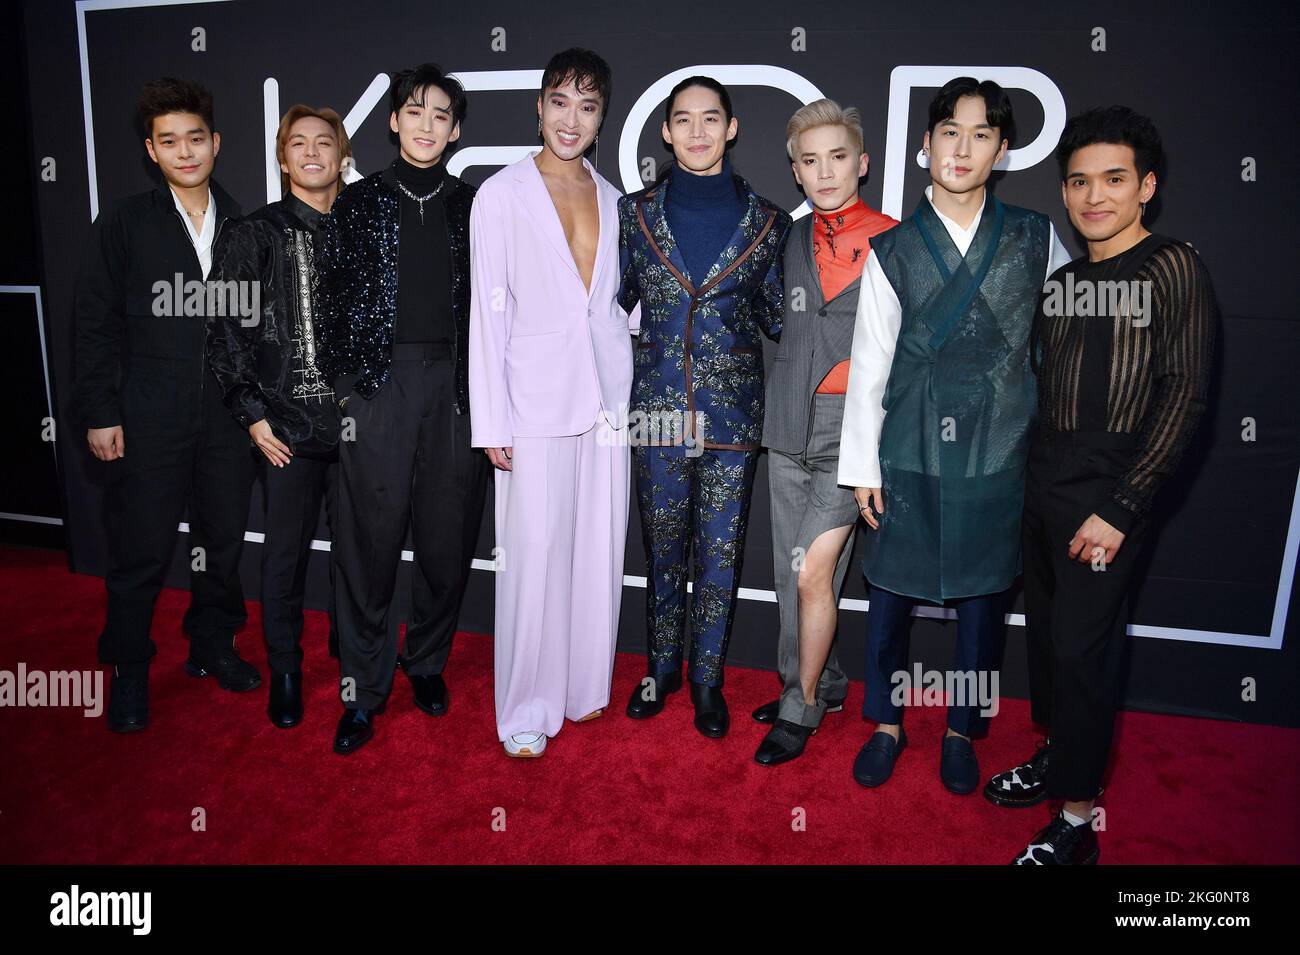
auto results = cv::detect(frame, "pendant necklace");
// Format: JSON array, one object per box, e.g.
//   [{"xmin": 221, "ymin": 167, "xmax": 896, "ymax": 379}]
[{"xmin": 395, "ymin": 179, "xmax": 445, "ymax": 224}]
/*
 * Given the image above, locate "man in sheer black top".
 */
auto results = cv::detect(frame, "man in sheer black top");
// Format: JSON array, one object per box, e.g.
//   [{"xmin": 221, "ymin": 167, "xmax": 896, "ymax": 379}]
[{"xmin": 987, "ymin": 107, "xmax": 1217, "ymax": 864}]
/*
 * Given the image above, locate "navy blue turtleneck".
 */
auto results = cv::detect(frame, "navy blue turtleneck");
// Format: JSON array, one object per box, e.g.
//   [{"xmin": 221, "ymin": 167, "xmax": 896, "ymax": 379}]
[{"xmin": 665, "ymin": 156, "xmax": 746, "ymax": 287}]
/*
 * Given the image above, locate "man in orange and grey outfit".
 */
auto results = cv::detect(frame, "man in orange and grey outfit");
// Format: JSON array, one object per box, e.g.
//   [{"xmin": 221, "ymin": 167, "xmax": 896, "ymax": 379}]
[{"xmin": 754, "ymin": 99, "xmax": 897, "ymax": 765}]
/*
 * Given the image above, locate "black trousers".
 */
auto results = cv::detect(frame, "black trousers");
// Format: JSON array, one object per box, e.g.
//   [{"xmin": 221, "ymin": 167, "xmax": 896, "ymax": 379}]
[
  {"xmin": 259, "ymin": 449, "xmax": 338, "ymax": 675},
  {"xmin": 333, "ymin": 345, "xmax": 489, "ymax": 710},
  {"xmin": 97, "ymin": 362, "xmax": 255, "ymax": 669},
  {"xmin": 1022, "ymin": 429, "xmax": 1149, "ymax": 801}
]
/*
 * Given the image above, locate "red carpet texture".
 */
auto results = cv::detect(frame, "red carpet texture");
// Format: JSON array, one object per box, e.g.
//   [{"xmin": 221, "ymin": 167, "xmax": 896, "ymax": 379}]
[{"xmin": 2, "ymin": 545, "xmax": 1297, "ymax": 865}]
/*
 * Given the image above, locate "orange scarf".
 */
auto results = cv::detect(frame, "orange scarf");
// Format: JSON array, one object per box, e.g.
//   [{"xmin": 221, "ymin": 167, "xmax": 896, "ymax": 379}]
[{"xmin": 813, "ymin": 199, "xmax": 898, "ymax": 393}]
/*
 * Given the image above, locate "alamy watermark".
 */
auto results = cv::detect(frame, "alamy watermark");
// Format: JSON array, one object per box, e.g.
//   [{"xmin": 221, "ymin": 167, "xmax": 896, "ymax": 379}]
[
  {"xmin": 1041, "ymin": 275, "xmax": 1152, "ymax": 326},
  {"xmin": 152, "ymin": 273, "xmax": 261, "ymax": 326},
  {"xmin": 890, "ymin": 663, "xmax": 1000, "ymax": 717},
  {"xmin": 598, "ymin": 404, "xmax": 709, "ymax": 457},
  {"xmin": 0, "ymin": 663, "xmax": 103, "ymax": 717},
  {"xmin": 49, "ymin": 885, "xmax": 150, "ymax": 935}
]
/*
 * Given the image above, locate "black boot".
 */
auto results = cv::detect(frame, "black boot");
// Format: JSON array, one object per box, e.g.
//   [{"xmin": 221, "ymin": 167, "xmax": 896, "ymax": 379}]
[
  {"xmin": 185, "ymin": 642, "xmax": 261, "ymax": 692},
  {"xmin": 625, "ymin": 670, "xmax": 682, "ymax": 719},
  {"xmin": 107, "ymin": 664, "xmax": 149, "ymax": 733},
  {"xmin": 984, "ymin": 739, "xmax": 1052, "ymax": 807},
  {"xmin": 1012, "ymin": 809, "xmax": 1100, "ymax": 865},
  {"xmin": 267, "ymin": 671, "xmax": 303, "ymax": 728},
  {"xmin": 408, "ymin": 673, "xmax": 449, "ymax": 717},
  {"xmin": 689, "ymin": 682, "xmax": 729, "ymax": 738},
  {"xmin": 333, "ymin": 707, "xmax": 375, "ymax": 755}
]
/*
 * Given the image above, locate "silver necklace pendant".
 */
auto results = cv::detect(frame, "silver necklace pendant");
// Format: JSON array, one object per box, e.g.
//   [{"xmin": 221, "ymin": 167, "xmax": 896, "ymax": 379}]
[{"xmin": 397, "ymin": 179, "xmax": 445, "ymax": 225}]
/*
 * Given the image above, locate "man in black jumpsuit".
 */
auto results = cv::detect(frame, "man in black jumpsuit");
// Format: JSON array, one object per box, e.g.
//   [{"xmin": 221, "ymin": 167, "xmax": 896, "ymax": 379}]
[{"xmin": 75, "ymin": 77, "xmax": 257, "ymax": 733}]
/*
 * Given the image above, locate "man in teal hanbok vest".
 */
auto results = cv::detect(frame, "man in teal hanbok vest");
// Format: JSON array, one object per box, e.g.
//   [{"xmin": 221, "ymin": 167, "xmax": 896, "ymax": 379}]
[{"xmin": 838, "ymin": 78, "xmax": 1071, "ymax": 794}]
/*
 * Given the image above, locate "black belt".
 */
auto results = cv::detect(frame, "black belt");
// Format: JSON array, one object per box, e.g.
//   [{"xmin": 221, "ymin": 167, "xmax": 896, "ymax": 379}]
[{"xmin": 391, "ymin": 341, "xmax": 453, "ymax": 361}]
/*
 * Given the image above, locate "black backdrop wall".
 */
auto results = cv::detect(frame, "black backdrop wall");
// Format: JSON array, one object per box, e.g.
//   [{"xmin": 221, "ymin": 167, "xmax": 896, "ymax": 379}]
[{"xmin": 14, "ymin": 0, "xmax": 1300, "ymax": 727}]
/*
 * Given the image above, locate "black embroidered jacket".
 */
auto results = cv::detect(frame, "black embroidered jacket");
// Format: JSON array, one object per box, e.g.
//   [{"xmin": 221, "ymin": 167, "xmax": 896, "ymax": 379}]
[{"xmin": 206, "ymin": 193, "xmax": 341, "ymax": 456}]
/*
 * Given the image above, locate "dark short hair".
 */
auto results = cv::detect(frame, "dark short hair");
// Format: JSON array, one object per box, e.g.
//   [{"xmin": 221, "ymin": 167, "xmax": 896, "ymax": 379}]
[
  {"xmin": 1055, "ymin": 105, "xmax": 1164, "ymax": 182},
  {"xmin": 540, "ymin": 48, "xmax": 613, "ymax": 114},
  {"xmin": 138, "ymin": 77, "xmax": 214, "ymax": 138},
  {"xmin": 664, "ymin": 75, "xmax": 733, "ymax": 126},
  {"xmin": 389, "ymin": 63, "xmax": 467, "ymax": 125},
  {"xmin": 927, "ymin": 76, "xmax": 1015, "ymax": 146}
]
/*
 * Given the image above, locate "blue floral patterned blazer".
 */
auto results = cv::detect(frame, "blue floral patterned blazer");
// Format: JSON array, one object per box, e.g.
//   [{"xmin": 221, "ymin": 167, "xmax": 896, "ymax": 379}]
[{"xmin": 617, "ymin": 168, "xmax": 791, "ymax": 450}]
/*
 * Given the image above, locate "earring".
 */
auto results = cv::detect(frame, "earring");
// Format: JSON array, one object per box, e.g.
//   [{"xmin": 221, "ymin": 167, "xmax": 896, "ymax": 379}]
[
  {"xmin": 537, "ymin": 118, "xmax": 542, "ymax": 137},
  {"xmin": 593, "ymin": 133, "xmax": 600, "ymax": 166}
]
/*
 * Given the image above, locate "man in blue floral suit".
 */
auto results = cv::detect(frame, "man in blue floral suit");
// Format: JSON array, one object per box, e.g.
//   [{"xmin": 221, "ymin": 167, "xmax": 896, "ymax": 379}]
[{"xmin": 618, "ymin": 77, "xmax": 790, "ymax": 738}]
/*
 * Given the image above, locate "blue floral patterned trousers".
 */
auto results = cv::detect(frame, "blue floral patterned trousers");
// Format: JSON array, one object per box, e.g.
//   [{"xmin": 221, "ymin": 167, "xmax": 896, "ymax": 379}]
[{"xmin": 634, "ymin": 443, "xmax": 760, "ymax": 686}]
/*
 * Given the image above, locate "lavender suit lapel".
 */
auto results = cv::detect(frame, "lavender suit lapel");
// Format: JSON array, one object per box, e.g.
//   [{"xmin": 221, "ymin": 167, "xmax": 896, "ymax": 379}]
[{"xmin": 514, "ymin": 156, "xmax": 581, "ymax": 285}]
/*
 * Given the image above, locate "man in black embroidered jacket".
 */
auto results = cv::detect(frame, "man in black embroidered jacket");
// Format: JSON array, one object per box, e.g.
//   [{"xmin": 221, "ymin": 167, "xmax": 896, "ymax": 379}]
[
  {"xmin": 207, "ymin": 105, "xmax": 352, "ymax": 729},
  {"xmin": 316, "ymin": 63, "xmax": 489, "ymax": 755},
  {"xmin": 74, "ymin": 77, "xmax": 257, "ymax": 733}
]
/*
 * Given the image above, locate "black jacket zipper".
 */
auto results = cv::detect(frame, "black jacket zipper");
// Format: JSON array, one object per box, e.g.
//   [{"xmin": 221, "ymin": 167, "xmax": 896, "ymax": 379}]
[{"xmin": 171, "ymin": 203, "xmax": 225, "ymax": 421}]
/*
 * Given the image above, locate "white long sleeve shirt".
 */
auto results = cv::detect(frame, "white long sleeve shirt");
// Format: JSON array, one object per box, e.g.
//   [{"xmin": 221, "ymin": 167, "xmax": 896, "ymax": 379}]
[
  {"xmin": 171, "ymin": 186, "xmax": 216, "ymax": 279},
  {"xmin": 837, "ymin": 185, "xmax": 1073, "ymax": 488}
]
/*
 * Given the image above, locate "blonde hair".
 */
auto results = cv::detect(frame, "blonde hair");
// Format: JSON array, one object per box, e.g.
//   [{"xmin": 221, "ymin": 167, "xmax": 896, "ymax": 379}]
[
  {"xmin": 785, "ymin": 98, "xmax": 864, "ymax": 160},
  {"xmin": 276, "ymin": 105, "xmax": 353, "ymax": 198}
]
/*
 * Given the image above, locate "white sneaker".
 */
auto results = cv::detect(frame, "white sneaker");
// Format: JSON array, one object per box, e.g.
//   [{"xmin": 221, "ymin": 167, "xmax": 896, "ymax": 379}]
[{"xmin": 503, "ymin": 731, "xmax": 547, "ymax": 758}]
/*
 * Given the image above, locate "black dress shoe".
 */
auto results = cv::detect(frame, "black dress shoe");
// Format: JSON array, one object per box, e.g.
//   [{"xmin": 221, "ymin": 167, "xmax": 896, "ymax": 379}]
[
  {"xmin": 625, "ymin": 670, "xmax": 682, "ymax": 719},
  {"xmin": 751, "ymin": 699, "xmax": 780, "ymax": 723},
  {"xmin": 185, "ymin": 645, "xmax": 261, "ymax": 692},
  {"xmin": 984, "ymin": 738, "xmax": 1051, "ymax": 807},
  {"xmin": 409, "ymin": 672, "xmax": 449, "ymax": 716},
  {"xmin": 107, "ymin": 668, "xmax": 149, "ymax": 733},
  {"xmin": 1012, "ymin": 811, "xmax": 1099, "ymax": 865},
  {"xmin": 333, "ymin": 708, "xmax": 375, "ymax": 755},
  {"xmin": 689, "ymin": 682, "xmax": 729, "ymax": 738},
  {"xmin": 754, "ymin": 719, "xmax": 815, "ymax": 765},
  {"xmin": 853, "ymin": 728, "xmax": 908, "ymax": 787},
  {"xmin": 267, "ymin": 671, "xmax": 303, "ymax": 729},
  {"xmin": 940, "ymin": 733, "xmax": 980, "ymax": 794}
]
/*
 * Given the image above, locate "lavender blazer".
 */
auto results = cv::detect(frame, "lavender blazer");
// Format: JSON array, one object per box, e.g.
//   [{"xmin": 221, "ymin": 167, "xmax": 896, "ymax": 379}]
[{"xmin": 468, "ymin": 151, "xmax": 636, "ymax": 447}]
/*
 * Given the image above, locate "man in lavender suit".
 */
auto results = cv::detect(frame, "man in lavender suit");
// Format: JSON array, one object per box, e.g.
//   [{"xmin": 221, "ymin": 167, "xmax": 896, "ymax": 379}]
[{"xmin": 469, "ymin": 48, "xmax": 635, "ymax": 758}]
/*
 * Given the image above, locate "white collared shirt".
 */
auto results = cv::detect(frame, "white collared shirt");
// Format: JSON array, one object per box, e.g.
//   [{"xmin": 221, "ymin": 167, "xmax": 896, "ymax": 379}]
[
  {"xmin": 171, "ymin": 186, "xmax": 216, "ymax": 279},
  {"xmin": 837, "ymin": 186, "xmax": 1073, "ymax": 488}
]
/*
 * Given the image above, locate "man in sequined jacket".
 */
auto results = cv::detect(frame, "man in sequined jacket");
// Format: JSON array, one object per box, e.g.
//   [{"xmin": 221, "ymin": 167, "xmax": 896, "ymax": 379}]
[
  {"xmin": 207, "ymin": 105, "xmax": 351, "ymax": 731},
  {"xmin": 315, "ymin": 64, "xmax": 490, "ymax": 756}
]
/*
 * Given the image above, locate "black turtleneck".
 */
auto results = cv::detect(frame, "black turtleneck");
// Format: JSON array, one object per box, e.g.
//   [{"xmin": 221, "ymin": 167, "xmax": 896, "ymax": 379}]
[{"xmin": 387, "ymin": 154, "xmax": 453, "ymax": 344}]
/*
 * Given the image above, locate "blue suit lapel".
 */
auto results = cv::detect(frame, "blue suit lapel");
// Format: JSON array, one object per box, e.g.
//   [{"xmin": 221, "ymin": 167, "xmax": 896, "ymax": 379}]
[
  {"xmin": 696, "ymin": 175, "xmax": 759, "ymax": 292},
  {"xmin": 642, "ymin": 178, "xmax": 693, "ymax": 294}
]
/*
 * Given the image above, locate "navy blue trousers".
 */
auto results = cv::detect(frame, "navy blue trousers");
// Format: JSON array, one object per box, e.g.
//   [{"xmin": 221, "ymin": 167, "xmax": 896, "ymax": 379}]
[{"xmin": 862, "ymin": 584, "xmax": 1005, "ymax": 737}]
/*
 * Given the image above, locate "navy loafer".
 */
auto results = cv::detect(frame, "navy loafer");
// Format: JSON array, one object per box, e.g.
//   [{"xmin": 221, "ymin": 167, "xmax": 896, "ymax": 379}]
[
  {"xmin": 940, "ymin": 733, "xmax": 980, "ymax": 794},
  {"xmin": 852, "ymin": 727, "xmax": 908, "ymax": 788}
]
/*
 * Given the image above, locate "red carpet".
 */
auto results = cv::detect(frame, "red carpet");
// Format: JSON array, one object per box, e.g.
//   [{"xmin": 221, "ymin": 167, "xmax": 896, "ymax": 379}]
[{"xmin": 1, "ymin": 544, "xmax": 1296, "ymax": 865}]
